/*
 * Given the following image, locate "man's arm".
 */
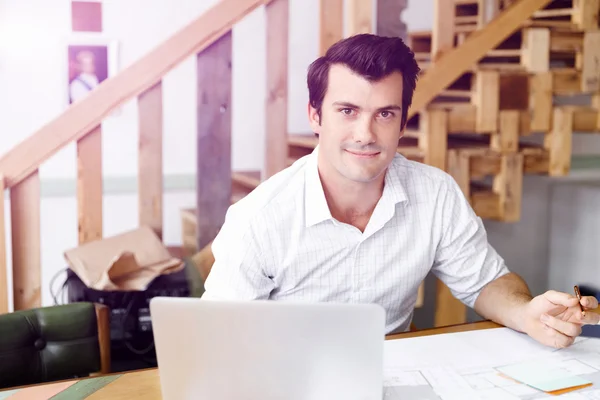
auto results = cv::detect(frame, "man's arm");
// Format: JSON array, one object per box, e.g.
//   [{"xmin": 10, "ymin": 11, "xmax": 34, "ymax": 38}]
[
  {"xmin": 430, "ymin": 178, "xmax": 510, "ymax": 309},
  {"xmin": 472, "ymin": 272, "xmax": 533, "ymax": 332},
  {"xmin": 433, "ymin": 176, "xmax": 600, "ymax": 348},
  {"xmin": 201, "ymin": 205, "xmax": 274, "ymax": 301}
]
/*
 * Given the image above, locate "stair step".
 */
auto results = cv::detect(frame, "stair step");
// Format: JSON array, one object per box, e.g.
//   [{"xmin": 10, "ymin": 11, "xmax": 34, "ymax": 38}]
[
  {"xmin": 232, "ymin": 171, "xmax": 261, "ymax": 190},
  {"xmin": 288, "ymin": 134, "xmax": 319, "ymax": 149},
  {"xmin": 470, "ymin": 183, "xmax": 503, "ymax": 220}
]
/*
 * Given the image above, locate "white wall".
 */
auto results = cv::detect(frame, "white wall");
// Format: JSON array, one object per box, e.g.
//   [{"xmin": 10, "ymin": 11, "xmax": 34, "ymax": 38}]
[{"xmin": 0, "ymin": 0, "xmax": 321, "ymax": 179}]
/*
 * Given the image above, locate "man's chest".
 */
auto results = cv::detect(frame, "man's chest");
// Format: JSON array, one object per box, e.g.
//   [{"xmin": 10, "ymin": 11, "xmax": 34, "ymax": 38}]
[{"xmin": 266, "ymin": 220, "xmax": 437, "ymax": 303}]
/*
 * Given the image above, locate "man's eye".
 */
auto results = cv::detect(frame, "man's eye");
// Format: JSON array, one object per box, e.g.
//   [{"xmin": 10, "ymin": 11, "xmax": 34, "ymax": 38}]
[
  {"xmin": 341, "ymin": 108, "xmax": 353, "ymax": 115},
  {"xmin": 380, "ymin": 111, "xmax": 393, "ymax": 118}
]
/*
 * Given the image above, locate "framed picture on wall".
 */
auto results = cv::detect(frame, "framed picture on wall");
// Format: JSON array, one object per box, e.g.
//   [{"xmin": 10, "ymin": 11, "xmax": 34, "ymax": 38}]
[{"xmin": 64, "ymin": 36, "xmax": 119, "ymax": 106}]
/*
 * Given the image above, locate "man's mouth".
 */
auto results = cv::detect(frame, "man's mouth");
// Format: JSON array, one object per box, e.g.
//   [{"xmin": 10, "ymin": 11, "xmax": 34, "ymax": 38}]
[{"xmin": 345, "ymin": 149, "xmax": 380, "ymax": 158}]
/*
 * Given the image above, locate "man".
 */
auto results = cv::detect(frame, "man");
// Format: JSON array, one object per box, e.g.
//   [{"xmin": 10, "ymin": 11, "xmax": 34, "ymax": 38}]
[
  {"xmin": 202, "ymin": 34, "xmax": 599, "ymax": 348},
  {"xmin": 69, "ymin": 50, "xmax": 99, "ymax": 103}
]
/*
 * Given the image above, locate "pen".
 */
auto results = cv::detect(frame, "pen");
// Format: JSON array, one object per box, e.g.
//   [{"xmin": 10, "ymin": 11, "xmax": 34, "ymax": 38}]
[{"xmin": 574, "ymin": 285, "xmax": 586, "ymax": 316}]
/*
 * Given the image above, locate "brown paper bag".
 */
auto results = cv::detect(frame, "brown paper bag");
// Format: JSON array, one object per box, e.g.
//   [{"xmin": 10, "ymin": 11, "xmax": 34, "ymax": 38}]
[{"xmin": 64, "ymin": 226, "xmax": 184, "ymax": 291}]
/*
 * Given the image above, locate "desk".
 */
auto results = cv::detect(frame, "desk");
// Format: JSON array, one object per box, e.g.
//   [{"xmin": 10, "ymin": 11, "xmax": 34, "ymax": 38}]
[{"xmin": 0, "ymin": 320, "xmax": 501, "ymax": 399}]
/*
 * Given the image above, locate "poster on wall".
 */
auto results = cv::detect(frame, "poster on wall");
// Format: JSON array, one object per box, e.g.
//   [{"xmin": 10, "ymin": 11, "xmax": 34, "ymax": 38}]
[{"xmin": 65, "ymin": 37, "xmax": 119, "ymax": 106}]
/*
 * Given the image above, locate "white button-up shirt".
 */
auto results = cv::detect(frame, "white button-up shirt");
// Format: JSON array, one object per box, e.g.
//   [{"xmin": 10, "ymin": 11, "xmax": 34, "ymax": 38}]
[{"xmin": 202, "ymin": 147, "xmax": 509, "ymax": 334}]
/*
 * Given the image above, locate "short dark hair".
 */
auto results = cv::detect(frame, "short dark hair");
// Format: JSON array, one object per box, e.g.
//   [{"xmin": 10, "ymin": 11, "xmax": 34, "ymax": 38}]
[{"xmin": 307, "ymin": 34, "xmax": 420, "ymax": 130}]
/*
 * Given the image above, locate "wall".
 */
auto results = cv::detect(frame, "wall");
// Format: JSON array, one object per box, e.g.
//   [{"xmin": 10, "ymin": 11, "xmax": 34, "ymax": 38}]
[
  {"xmin": 0, "ymin": 0, "xmax": 327, "ymax": 180},
  {"xmin": 548, "ymin": 181, "xmax": 600, "ymax": 295}
]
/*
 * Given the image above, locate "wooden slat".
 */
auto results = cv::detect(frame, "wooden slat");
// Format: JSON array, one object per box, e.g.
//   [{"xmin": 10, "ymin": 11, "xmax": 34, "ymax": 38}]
[
  {"xmin": 573, "ymin": 0, "xmax": 599, "ymax": 30},
  {"xmin": 409, "ymin": 0, "xmax": 553, "ymax": 120},
  {"xmin": 196, "ymin": 33, "xmax": 232, "ymax": 250},
  {"xmin": 470, "ymin": 153, "xmax": 502, "ymax": 179},
  {"xmin": 0, "ymin": 176, "xmax": 7, "ymax": 314},
  {"xmin": 572, "ymin": 107, "xmax": 600, "ymax": 132},
  {"xmin": 346, "ymin": 0, "xmax": 373, "ymax": 36},
  {"xmin": 533, "ymin": 8, "xmax": 572, "ymax": 18},
  {"xmin": 582, "ymin": 31, "xmax": 600, "ymax": 93},
  {"xmin": 77, "ymin": 125, "xmax": 103, "ymax": 244},
  {"xmin": 376, "ymin": 0, "xmax": 408, "ymax": 40},
  {"xmin": 448, "ymin": 150, "xmax": 471, "ymax": 198},
  {"xmin": 319, "ymin": 0, "xmax": 343, "ymax": 56},
  {"xmin": 521, "ymin": 28, "xmax": 550, "ymax": 73},
  {"xmin": 434, "ymin": 280, "xmax": 467, "ymax": 327},
  {"xmin": 138, "ymin": 82, "xmax": 163, "ymax": 238},
  {"xmin": 495, "ymin": 154, "xmax": 523, "ymax": 222},
  {"xmin": 545, "ymin": 107, "xmax": 573, "ymax": 177},
  {"xmin": 593, "ymin": 94, "xmax": 600, "ymax": 131},
  {"xmin": 419, "ymin": 110, "xmax": 448, "ymax": 170},
  {"xmin": 530, "ymin": 72, "xmax": 553, "ymax": 132},
  {"xmin": 486, "ymin": 49, "xmax": 522, "ymax": 58},
  {"xmin": 492, "ymin": 110, "xmax": 519, "ymax": 153},
  {"xmin": 550, "ymin": 31, "xmax": 583, "ymax": 53},
  {"xmin": 0, "ymin": 0, "xmax": 273, "ymax": 189},
  {"xmin": 10, "ymin": 171, "xmax": 41, "ymax": 310},
  {"xmin": 471, "ymin": 190, "xmax": 502, "ymax": 219},
  {"xmin": 432, "ymin": 0, "xmax": 455, "ymax": 61},
  {"xmin": 447, "ymin": 104, "xmax": 477, "ymax": 133},
  {"xmin": 473, "ymin": 70, "xmax": 499, "ymax": 133},
  {"xmin": 265, "ymin": 0, "xmax": 289, "ymax": 178},
  {"xmin": 478, "ymin": 0, "xmax": 497, "ymax": 26},
  {"xmin": 553, "ymin": 69, "xmax": 581, "ymax": 95},
  {"xmin": 499, "ymin": 73, "xmax": 529, "ymax": 111}
]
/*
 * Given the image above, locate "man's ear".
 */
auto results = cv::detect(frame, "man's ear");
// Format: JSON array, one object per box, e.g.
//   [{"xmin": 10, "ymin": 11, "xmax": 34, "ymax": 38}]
[{"xmin": 307, "ymin": 102, "xmax": 321, "ymax": 134}]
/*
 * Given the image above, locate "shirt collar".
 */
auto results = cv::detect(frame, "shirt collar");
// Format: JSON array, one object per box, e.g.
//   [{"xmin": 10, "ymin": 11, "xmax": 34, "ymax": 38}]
[
  {"xmin": 305, "ymin": 146, "xmax": 333, "ymax": 227},
  {"xmin": 304, "ymin": 148, "xmax": 409, "ymax": 228}
]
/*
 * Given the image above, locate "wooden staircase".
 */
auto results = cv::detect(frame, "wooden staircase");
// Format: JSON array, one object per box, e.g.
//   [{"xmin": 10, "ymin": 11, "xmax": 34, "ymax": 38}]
[{"xmin": 1, "ymin": 0, "xmax": 598, "ymax": 329}]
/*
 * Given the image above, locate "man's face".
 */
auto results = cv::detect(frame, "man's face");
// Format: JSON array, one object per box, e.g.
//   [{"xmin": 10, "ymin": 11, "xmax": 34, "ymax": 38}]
[
  {"xmin": 79, "ymin": 53, "xmax": 96, "ymax": 74},
  {"xmin": 309, "ymin": 64, "xmax": 404, "ymax": 184}
]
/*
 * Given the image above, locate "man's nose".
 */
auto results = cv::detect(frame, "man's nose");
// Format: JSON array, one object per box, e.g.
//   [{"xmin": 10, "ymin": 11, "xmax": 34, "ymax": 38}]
[{"xmin": 352, "ymin": 117, "xmax": 376, "ymax": 144}]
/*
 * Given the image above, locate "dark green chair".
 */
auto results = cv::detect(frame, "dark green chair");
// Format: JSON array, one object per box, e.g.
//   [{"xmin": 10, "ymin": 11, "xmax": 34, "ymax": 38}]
[{"xmin": 0, "ymin": 302, "xmax": 110, "ymax": 389}]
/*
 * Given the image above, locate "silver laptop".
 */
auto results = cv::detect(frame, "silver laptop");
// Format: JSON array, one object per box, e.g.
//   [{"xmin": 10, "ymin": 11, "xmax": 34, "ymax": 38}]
[{"xmin": 150, "ymin": 297, "xmax": 386, "ymax": 400}]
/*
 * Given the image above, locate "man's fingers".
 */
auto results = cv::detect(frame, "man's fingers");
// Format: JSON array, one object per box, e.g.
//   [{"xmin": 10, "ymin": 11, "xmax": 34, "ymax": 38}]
[
  {"xmin": 543, "ymin": 290, "xmax": 580, "ymax": 307},
  {"xmin": 578, "ymin": 310, "xmax": 600, "ymax": 326},
  {"xmin": 582, "ymin": 296, "xmax": 599, "ymax": 310},
  {"xmin": 541, "ymin": 313, "xmax": 582, "ymax": 338},
  {"xmin": 540, "ymin": 323, "xmax": 576, "ymax": 349}
]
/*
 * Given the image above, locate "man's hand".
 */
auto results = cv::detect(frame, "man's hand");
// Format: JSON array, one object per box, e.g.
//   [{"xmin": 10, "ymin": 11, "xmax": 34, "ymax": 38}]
[{"xmin": 522, "ymin": 290, "xmax": 600, "ymax": 349}]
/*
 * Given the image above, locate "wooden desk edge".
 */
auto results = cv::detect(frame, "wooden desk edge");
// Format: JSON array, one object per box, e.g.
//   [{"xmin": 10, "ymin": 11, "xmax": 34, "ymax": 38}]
[{"xmin": 386, "ymin": 320, "xmax": 502, "ymax": 340}]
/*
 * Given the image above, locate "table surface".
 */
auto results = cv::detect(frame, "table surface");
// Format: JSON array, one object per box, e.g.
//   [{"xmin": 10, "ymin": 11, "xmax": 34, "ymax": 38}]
[{"xmin": 0, "ymin": 320, "xmax": 501, "ymax": 399}]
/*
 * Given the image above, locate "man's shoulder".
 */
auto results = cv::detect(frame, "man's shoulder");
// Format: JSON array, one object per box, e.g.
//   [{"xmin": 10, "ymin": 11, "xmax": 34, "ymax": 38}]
[{"xmin": 390, "ymin": 153, "xmax": 456, "ymax": 190}]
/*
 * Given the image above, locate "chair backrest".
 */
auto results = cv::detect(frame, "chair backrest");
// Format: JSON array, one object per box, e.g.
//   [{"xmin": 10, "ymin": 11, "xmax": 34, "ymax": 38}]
[{"xmin": 0, "ymin": 302, "xmax": 110, "ymax": 389}]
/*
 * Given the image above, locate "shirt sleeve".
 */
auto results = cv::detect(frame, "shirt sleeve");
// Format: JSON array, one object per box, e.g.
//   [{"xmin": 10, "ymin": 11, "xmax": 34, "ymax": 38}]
[
  {"xmin": 431, "ymin": 178, "xmax": 510, "ymax": 309},
  {"xmin": 201, "ymin": 205, "xmax": 275, "ymax": 301}
]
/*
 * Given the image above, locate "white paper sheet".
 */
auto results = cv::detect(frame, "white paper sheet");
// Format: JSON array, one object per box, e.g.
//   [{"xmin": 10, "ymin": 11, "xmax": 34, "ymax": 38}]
[{"xmin": 384, "ymin": 327, "xmax": 600, "ymax": 398}]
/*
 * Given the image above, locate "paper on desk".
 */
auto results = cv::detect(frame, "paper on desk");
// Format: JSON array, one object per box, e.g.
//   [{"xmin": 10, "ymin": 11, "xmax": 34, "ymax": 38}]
[
  {"xmin": 383, "ymin": 327, "xmax": 558, "ymax": 373},
  {"xmin": 496, "ymin": 360, "xmax": 592, "ymax": 393},
  {"xmin": 383, "ymin": 327, "xmax": 600, "ymax": 398}
]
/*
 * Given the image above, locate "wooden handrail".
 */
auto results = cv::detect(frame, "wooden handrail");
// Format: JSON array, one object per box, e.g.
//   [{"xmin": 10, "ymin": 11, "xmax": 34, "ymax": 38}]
[
  {"xmin": 0, "ymin": 0, "xmax": 274, "ymax": 189},
  {"xmin": 409, "ymin": 0, "xmax": 553, "ymax": 119}
]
